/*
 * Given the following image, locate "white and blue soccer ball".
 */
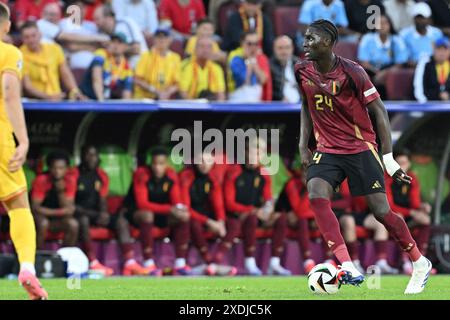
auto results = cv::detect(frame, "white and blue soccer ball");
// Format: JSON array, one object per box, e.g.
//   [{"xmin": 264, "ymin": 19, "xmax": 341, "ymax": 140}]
[{"xmin": 307, "ymin": 263, "xmax": 340, "ymax": 294}]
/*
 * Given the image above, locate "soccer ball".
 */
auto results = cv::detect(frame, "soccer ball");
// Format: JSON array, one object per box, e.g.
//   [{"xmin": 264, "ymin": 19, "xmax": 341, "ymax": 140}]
[{"xmin": 307, "ymin": 263, "xmax": 340, "ymax": 294}]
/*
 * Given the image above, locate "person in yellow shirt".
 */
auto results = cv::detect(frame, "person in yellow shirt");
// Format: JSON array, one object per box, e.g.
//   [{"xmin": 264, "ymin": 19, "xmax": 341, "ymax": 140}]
[
  {"xmin": 134, "ymin": 28, "xmax": 180, "ymax": 100},
  {"xmin": 19, "ymin": 21, "xmax": 84, "ymax": 101},
  {"xmin": 180, "ymin": 36, "xmax": 226, "ymax": 101},
  {"xmin": 185, "ymin": 18, "xmax": 226, "ymax": 64},
  {"xmin": 0, "ymin": 3, "xmax": 47, "ymax": 300}
]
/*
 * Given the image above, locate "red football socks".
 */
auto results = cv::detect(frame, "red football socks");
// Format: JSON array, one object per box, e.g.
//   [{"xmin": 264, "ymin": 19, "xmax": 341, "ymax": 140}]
[
  {"xmin": 375, "ymin": 209, "xmax": 421, "ymax": 262},
  {"xmin": 271, "ymin": 214, "xmax": 287, "ymax": 257},
  {"xmin": 310, "ymin": 198, "xmax": 351, "ymax": 263}
]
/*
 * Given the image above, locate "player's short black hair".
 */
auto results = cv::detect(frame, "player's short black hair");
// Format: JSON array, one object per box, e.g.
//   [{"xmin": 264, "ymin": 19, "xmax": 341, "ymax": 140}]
[
  {"xmin": 0, "ymin": 2, "xmax": 10, "ymax": 23},
  {"xmin": 151, "ymin": 146, "xmax": 169, "ymax": 158},
  {"xmin": 309, "ymin": 19, "xmax": 339, "ymax": 44},
  {"xmin": 20, "ymin": 21, "xmax": 39, "ymax": 33},
  {"xmin": 393, "ymin": 148, "xmax": 411, "ymax": 159},
  {"xmin": 46, "ymin": 150, "xmax": 70, "ymax": 168}
]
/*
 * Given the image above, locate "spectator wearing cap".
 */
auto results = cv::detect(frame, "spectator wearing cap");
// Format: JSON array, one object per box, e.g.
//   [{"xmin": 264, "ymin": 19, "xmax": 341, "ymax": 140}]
[
  {"xmin": 400, "ymin": 2, "xmax": 443, "ymax": 67},
  {"xmin": 414, "ymin": 37, "xmax": 450, "ymax": 103},
  {"xmin": 180, "ymin": 36, "xmax": 226, "ymax": 101},
  {"xmin": 159, "ymin": 0, "xmax": 206, "ymax": 38},
  {"xmin": 185, "ymin": 18, "xmax": 226, "ymax": 64},
  {"xmin": 298, "ymin": 0, "xmax": 359, "ymax": 46},
  {"xmin": 112, "ymin": 0, "xmax": 158, "ymax": 37},
  {"xmin": 93, "ymin": 4, "xmax": 147, "ymax": 68},
  {"xmin": 383, "ymin": 0, "xmax": 415, "ymax": 33},
  {"xmin": 133, "ymin": 28, "xmax": 181, "ymax": 100},
  {"xmin": 270, "ymin": 35, "xmax": 300, "ymax": 103},
  {"xmin": 20, "ymin": 21, "xmax": 85, "ymax": 101},
  {"xmin": 222, "ymin": 0, "xmax": 274, "ymax": 57},
  {"xmin": 14, "ymin": 0, "xmax": 57, "ymax": 29},
  {"xmin": 80, "ymin": 33, "xmax": 133, "ymax": 101},
  {"xmin": 227, "ymin": 31, "xmax": 272, "ymax": 102},
  {"xmin": 357, "ymin": 14, "xmax": 408, "ymax": 99},
  {"xmin": 428, "ymin": 0, "xmax": 450, "ymax": 38}
]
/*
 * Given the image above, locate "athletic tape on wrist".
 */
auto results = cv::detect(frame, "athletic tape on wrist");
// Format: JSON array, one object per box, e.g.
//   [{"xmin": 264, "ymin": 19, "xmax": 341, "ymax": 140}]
[{"xmin": 383, "ymin": 152, "xmax": 401, "ymax": 176}]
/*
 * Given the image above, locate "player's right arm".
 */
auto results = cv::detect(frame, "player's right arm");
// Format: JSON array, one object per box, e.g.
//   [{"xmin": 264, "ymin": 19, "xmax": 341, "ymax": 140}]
[
  {"xmin": 298, "ymin": 91, "xmax": 313, "ymax": 168},
  {"xmin": 2, "ymin": 68, "xmax": 29, "ymax": 173}
]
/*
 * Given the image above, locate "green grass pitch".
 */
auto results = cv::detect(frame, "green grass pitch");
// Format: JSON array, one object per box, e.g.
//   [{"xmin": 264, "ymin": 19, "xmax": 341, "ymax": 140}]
[{"xmin": 0, "ymin": 276, "xmax": 449, "ymax": 300}]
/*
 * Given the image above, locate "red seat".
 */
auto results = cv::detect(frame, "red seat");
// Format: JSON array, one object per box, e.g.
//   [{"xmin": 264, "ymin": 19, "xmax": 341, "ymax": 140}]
[
  {"xmin": 334, "ymin": 42, "xmax": 358, "ymax": 61},
  {"xmin": 90, "ymin": 227, "xmax": 114, "ymax": 241},
  {"xmin": 217, "ymin": 1, "xmax": 239, "ymax": 36},
  {"xmin": 273, "ymin": 6, "xmax": 300, "ymax": 38},
  {"xmin": 356, "ymin": 226, "xmax": 370, "ymax": 239},
  {"xmin": 46, "ymin": 231, "xmax": 64, "ymax": 241},
  {"xmin": 385, "ymin": 68, "xmax": 415, "ymax": 100},
  {"xmin": 71, "ymin": 68, "xmax": 86, "ymax": 87}
]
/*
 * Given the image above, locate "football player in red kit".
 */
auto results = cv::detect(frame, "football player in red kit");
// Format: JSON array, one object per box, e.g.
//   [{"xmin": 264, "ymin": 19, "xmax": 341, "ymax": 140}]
[
  {"xmin": 297, "ymin": 19, "xmax": 431, "ymax": 293},
  {"xmin": 123, "ymin": 147, "xmax": 191, "ymax": 276},
  {"xmin": 275, "ymin": 161, "xmax": 316, "ymax": 274},
  {"xmin": 215, "ymin": 142, "xmax": 291, "ymax": 275},
  {"xmin": 179, "ymin": 151, "xmax": 237, "ymax": 276}
]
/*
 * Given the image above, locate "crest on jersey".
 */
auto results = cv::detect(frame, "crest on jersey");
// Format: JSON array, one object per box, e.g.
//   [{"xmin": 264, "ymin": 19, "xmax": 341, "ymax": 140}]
[{"xmin": 331, "ymin": 80, "xmax": 341, "ymax": 95}]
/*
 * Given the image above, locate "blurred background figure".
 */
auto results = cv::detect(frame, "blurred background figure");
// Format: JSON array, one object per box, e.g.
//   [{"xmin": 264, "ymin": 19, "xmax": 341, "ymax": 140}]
[
  {"xmin": 270, "ymin": 35, "xmax": 300, "ymax": 103},
  {"xmin": 228, "ymin": 31, "xmax": 271, "ymax": 102},
  {"xmin": 133, "ymin": 27, "xmax": 181, "ymax": 100},
  {"xmin": 414, "ymin": 37, "xmax": 450, "ymax": 103},
  {"xmin": 357, "ymin": 14, "xmax": 408, "ymax": 99},
  {"xmin": 180, "ymin": 36, "xmax": 226, "ymax": 101},
  {"xmin": 159, "ymin": 0, "xmax": 206, "ymax": 39},
  {"xmin": 222, "ymin": 0, "xmax": 274, "ymax": 57},
  {"xmin": 112, "ymin": 0, "xmax": 158, "ymax": 38},
  {"xmin": 81, "ymin": 32, "xmax": 133, "ymax": 101},
  {"xmin": 20, "ymin": 21, "xmax": 84, "ymax": 101}
]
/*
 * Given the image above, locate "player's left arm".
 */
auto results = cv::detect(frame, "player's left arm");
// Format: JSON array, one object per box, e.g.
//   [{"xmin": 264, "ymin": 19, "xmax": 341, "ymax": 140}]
[
  {"xmin": 366, "ymin": 98, "xmax": 412, "ymax": 184},
  {"xmin": 2, "ymin": 71, "xmax": 29, "ymax": 173}
]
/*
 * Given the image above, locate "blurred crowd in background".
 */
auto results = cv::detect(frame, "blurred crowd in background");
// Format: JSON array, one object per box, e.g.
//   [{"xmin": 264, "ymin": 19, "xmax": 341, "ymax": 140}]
[{"xmin": 0, "ymin": 0, "xmax": 449, "ymax": 103}]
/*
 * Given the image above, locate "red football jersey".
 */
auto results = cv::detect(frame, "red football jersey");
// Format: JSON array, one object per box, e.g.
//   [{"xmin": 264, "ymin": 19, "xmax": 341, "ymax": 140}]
[{"xmin": 296, "ymin": 56, "xmax": 380, "ymax": 154}]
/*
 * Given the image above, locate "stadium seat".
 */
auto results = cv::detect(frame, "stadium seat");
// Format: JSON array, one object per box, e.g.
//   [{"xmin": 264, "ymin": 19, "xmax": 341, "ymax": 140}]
[
  {"xmin": 333, "ymin": 41, "xmax": 358, "ymax": 61},
  {"xmin": 23, "ymin": 163, "xmax": 36, "ymax": 190},
  {"xmin": 273, "ymin": 6, "xmax": 300, "ymax": 38},
  {"xmin": 99, "ymin": 145, "xmax": 134, "ymax": 196},
  {"xmin": 71, "ymin": 68, "xmax": 86, "ymax": 87},
  {"xmin": 261, "ymin": 153, "xmax": 291, "ymax": 199},
  {"xmin": 107, "ymin": 196, "xmax": 125, "ymax": 214},
  {"xmin": 217, "ymin": 1, "xmax": 239, "ymax": 36},
  {"xmin": 411, "ymin": 157, "xmax": 450, "ymax": 205},
  {"xmin": 385, "ymin": 68, "xmax": 415, "ymax": 100}
]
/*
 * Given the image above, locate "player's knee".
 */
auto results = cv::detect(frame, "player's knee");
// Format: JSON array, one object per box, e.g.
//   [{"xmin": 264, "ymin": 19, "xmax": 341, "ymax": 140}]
[
  {"xmin": 339, "ymin": 214, "xmax": 355, "ymax": 230},
  {"xmin": 65, "ymin": 218, "xmax": 79, "ymax": 234},
  {"xmin": 137, "ymin": 210, "xmax": 154, "ymax": 224},
  {"xmin": 78, "ymin": 215, "xmax": 90, "ymax": 228},
  {"xmin": 372, "ymin": 206, "xmax": 389, "ymax": 220},
  {"xmin": 37, "ymin": 216, "xmax": 49, "ymax": 231}
]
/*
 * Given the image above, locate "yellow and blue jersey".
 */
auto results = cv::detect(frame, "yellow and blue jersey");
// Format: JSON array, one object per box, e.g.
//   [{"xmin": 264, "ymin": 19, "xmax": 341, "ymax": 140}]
[{"xmin": 81, "ymin": 49, "xmax": 133, "ymax": 100}]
